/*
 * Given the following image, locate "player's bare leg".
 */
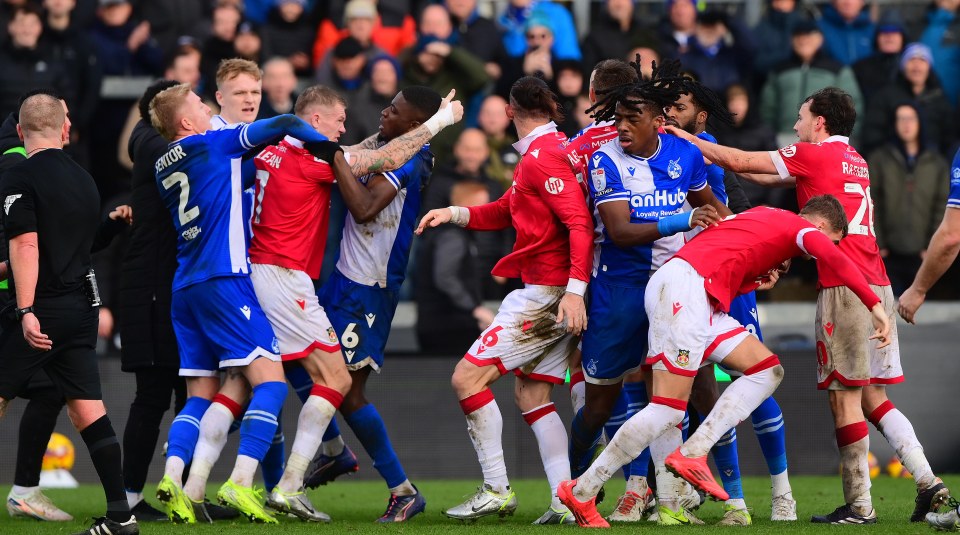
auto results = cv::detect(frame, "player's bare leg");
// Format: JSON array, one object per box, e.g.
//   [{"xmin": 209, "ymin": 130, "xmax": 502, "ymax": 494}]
[
  {"xmin": 862, "ymin": 384, "xmax": 948, "ymax": 521},
  {"xmin": 444, "ymin": 360, "xmax": 519, "ymax": 520},
  {"xmin": 514, "ymin": 376, "xmax": 574, "ymax": 524},
  {"xmin": 567, "ymin": 348, "xmax": 585, "ymax": 413}
]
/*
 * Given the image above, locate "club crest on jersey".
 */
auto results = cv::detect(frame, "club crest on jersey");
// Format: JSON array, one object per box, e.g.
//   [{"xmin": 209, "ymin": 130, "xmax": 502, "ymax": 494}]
[
  {"xmin": 327, "ymin": 327, "xmax": 338, "ymax": 343},
  {"xmin": 676, "ymin": 349, "xmax": 690, "ymax": 367},
  {"xmin": 953, "ymin": 167, "xmax": 960, "ymax": 180},
  {"xmin": 271, "ymin": 337, "xmax": 280, "ymax": 354},
  {"xmin": 780, "ymin": 145, "xmax": 797, "ymax": 157},
  {"xmin": 586, "ymin": 359, "xmax": 598, "ymax": 376},
  {"xmin": 544, "ymin": 177, "xmax": 565, "ymax": 195},
  {"xmin": 667, "ymin": 159, "xmax": 682, "ymax": 179}
]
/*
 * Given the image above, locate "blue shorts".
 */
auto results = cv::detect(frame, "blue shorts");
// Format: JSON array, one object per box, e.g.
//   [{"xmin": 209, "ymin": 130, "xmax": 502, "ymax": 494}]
[
  {"xmin": 172, "ymin": 276, "xmax": 280, "ymax": 377},
  {"xmin": 580, "ymin": 280, "xmax": 648, "ymax": 384},
  {"xmin": 317, "ymin": 269, "xmax": 399, "ymax": 371},
  {"xmin": 728, "ymin": 291, "xmax": 763, "ymax": 341}
]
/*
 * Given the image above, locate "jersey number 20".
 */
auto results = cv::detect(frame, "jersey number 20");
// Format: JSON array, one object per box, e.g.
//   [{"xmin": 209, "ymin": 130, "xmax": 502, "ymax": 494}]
[
  {"xmin": 844, "ymin": 182, "xmax": 875, "ymax": 237},
  {"xmin": 162, "ymin": 171, "xmax": 200, "ymax": 225}
]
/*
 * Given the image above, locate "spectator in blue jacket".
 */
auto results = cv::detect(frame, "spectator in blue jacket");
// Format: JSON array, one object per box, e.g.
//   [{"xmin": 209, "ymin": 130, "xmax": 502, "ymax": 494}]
[
  {"xmin": 752, "ymin": 0, "xmax": 812, "ymax": 80},
  {"xmin": 818, "ymin": 0, "xmax": 875, "ymax": 65},
  {"xmin": 680, "ymin": 10, "xmax": 754, "ymax": 94},
  {"xmin": 89, "ymin": 0, "xmax": 163, "ymax": 76},
  {"xmin": 920, "ymin": 0, "xmax": 960, "ymax": 105},
  {"xmin": 497, "ymin": 0, "xmax": 580, "ymax": 60}
]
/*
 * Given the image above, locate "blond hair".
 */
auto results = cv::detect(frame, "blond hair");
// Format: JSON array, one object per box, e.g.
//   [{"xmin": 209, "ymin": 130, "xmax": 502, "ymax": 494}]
[
  {"xmin": 149, "ymin": 84, "xmax": 192, "ymax": 140},
  {"xmin": 18, "ymin": 94, "xmax": 64, "ymax": 138},
  {"xmin": 216, "ymin": 58, "xmax": 262, "ymax": 88},
  {"xmin": 294, "ymin": 85, "xmax": 347, "ymax": 118}
]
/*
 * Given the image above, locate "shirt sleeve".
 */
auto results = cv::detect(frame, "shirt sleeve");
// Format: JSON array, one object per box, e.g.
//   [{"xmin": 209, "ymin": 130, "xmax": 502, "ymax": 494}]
[
  {"xmin": 688, "ymin": 148, "xmax": 708, "ymax": 191},
  {"xmin": 299, "ymin": 153, "xmax": 336, "ymax": 184},
  {"xmin": 210, "ymin": 115, "xmax": 328, "ymax": 157},
  {"xmin": 589, "ymin": 151, "xmax": 628, "ymax": 205},
  {"xmin": 0, "ymin": 172, "xmax": 36, "ymax": 239},
  {"xmin": 948, "ymin": 148, "xmax": 960, "ymax": 210},
  {"xmin": 537, "ymin": 150, "xmax": 593, "ymax": 284},
  {"xmin": 800, "ymin": 228, "xmax": 881, "ymax": 309},
  {"xmin": 768, "ymin": 142, "xmax": 815, "ymax": 181},
  {"xmin": 466, "ymin": 187, "xmax": 513, "ymax": 231},
  {"xmin": 382, "ymin": 156, "xmax": 416, "ymax": 191}
]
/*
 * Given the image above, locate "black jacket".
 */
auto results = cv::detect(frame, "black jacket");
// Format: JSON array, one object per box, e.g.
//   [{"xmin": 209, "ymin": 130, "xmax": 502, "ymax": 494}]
[
  {"xmin": 0, "ymin": 42, "xmax": 68, "ymax": 119},
  {"xmin": 861, "ymin": 72, "xmax": 957, "ymax": 157},
  {"xmin": 118, "ymin": 119, "xmax": 179, "ymax": 370}
]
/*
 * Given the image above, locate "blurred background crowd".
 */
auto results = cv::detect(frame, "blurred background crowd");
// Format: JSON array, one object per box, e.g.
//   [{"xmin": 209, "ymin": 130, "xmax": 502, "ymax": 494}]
[{"xmin": 3, "ymin": 0, "xmax": 959, "ymax": 353}]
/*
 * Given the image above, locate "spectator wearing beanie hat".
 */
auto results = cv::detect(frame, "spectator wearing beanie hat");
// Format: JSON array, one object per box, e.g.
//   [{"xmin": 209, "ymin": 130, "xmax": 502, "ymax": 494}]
[
  {"xmin": 497, "ymin": 0, "xmax": 580, "ymax": 60},
  {"xmin": 862, "ymin": 42, "xmax": 957, "ymax": 156},
  {"xmin": 313, "ymin": 0, "xmax": 416, "ymax": 66},
  {"xmin": 852, "ymin": 11, "xmax": 908, "ymax": 106}
]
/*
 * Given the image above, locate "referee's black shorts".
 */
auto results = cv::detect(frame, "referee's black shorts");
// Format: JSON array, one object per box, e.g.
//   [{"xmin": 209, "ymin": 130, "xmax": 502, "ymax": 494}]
[{"xmin": 0, "ymin": 292, "xmax": 100, "ymax": 400}]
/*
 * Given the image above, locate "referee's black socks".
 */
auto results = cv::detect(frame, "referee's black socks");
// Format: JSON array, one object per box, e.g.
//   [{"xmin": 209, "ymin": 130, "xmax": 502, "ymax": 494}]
[{"xmin": 80, "ymin": 414, "xmax": 131, "ymax": 521}]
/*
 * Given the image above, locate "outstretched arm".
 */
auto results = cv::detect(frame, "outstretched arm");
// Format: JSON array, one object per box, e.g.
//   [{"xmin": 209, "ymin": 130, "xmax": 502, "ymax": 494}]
[
  {"xmin": 898, "ymin": 208, "xmax": 960, "ymax": 323},
  {"xmin": 664, "ymin": 125, "xmax": 780, "ymax": 176}
]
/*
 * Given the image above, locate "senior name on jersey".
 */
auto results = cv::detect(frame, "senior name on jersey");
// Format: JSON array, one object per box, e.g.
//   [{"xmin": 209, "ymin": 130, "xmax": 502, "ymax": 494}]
[{"xmin": 155, "ymin": 144, "xmax": 188, "ymax": 174}]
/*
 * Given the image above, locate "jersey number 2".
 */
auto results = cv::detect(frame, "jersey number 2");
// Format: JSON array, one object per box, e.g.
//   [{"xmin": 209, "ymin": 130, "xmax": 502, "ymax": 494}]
[
  {"xmin": 161, "ymin": 172, "xmax": 200, "ymax": 225},
  {"xmin": 845, "ymin": 183, "xmax": 875, "ymax": 237}
]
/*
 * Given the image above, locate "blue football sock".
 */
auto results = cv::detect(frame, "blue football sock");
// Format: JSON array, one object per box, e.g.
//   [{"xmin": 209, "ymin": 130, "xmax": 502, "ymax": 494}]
[
  {"xmin": 344, "ymin": 403, "xmax": 407, "ymax": 488},
  {"xmin": 237, "ymin": 381, "xmax": 286, "ymax": 461},
  {"xmin": 712, "ymin": 428, "xmax": 744, "ymax": 500},
  {"xmin": 167, "ymin": 396, "xmax": 212, "ymax": 464},
  {"xmin": 680, "ymin": 411, "xmax": 690, "ymax": 441},
  {"xmin": 285, "ymin": 365, "xmax": 314, "ymax": 404},
  {"xmin": 751, "ymin": 396, "xmax": 788, "ymax": 475},
  {"xmin": 322, "ymin": 417, "xmax": 341, "ymax": 442},
  {"xmin": 603, "ymin": 390, "xmax": 631, "ymax": 480},
  {"xmin": 261, "ymin": 415, "xmax": 285, "ymax": 490},
  {"xmin": 623, "ymin": 382, "xmax": 651, "ymax": 479},
  {"xmin": 569, "ymin": 407, "xmax": 603, "ymax": 479}
]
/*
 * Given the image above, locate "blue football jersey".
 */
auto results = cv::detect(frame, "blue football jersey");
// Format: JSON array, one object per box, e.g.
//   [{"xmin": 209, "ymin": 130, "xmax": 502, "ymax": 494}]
[
  {"xmin": 698, "ymin": 131, "xmax": 728, "ymax": 205},
  {"xmin": 335, "ymin": 145, "xmax": 434, "ymax": 290},
  {"xmin": 588, "ymin": 133, "xmax": 708, "ymax": 286},
  {"xmin": 948, "ymin": 148, "xmax": 960, "ymax": 209},
  {"xmin": 156, "ymin": 124, "xmax": 259, "ymax": 291}
]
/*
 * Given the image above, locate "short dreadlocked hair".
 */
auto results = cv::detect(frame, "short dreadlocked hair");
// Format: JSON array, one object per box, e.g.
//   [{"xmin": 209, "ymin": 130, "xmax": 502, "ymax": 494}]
[
  {"xmin": 676, "ymin": 76, "xmax": 734, "ymax": 126},
  {"xmin": 587, "ymin": 56, "xmax": 686, "ymax": 123}
]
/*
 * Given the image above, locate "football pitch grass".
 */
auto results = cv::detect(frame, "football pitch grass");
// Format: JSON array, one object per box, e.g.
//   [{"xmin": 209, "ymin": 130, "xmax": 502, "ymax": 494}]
[{"xmin": 2, "ymin": 475, "xmax": 957, "ymax": 534}]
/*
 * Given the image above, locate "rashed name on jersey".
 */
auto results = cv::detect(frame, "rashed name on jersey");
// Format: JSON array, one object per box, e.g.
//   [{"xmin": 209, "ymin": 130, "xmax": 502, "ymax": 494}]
[{"xmin": 588, "ymin": 133, "xmax": 708, "ymax": 286}]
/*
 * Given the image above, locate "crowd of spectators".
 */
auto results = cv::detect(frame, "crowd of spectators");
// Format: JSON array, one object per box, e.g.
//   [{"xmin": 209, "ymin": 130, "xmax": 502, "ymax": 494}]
[{"xmin": 2, "ymin": 0, "xmax": 959, "ymax": 349}]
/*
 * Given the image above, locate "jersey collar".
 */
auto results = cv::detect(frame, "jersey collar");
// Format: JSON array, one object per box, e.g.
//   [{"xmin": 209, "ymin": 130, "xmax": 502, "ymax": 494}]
[
  {"xmin": 512, "ymin": 121, "xmax": 558, "ymax": 155},
  {"xmin": 624, "ymin": 135, "xmax": 663, "ymax": 162},
  {"xmin": 823, "ymin": 135, "xmax": 850, "ymax": 145},
  {"xmin": 283, "ymin": 135, "xmax": 304, "ymax": 148},
  {"xmin": 210, "ymin": 115, "xmax": 228, "ymax": 130}
]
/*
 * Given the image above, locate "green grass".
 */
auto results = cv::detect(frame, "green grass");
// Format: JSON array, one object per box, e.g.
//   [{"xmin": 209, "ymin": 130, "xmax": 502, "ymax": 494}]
[{"xmin": 2, "ymin": 475, "xmax": 956, "ymax": 534}]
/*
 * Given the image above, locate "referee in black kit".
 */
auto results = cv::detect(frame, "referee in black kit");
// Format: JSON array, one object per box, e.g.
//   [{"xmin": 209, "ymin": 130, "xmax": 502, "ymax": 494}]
[{"xmin": 0, "ymin": 94, "xmax": 139, "ymax": 534}]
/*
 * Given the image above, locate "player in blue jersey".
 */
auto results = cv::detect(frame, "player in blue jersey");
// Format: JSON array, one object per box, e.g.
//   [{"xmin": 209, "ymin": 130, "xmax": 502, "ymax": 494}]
[
  {"xmin": 148, "ymin": 83, "xmax": 336, "ymax": 524},
  {"xmin": 305, "ymin": 86, "xmax": 444, "ymax": 522},
  {"xmin": 567, "ymin": 59, "xmax": 730, "ymax": 527},
  {"xmin": 666, "ymin": 77, "xmax": 796, "ymax": 523}
]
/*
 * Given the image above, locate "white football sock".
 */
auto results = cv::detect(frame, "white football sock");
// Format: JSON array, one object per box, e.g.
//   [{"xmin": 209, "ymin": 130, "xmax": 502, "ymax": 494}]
[
  {"xmin": 163, "ymin": 456, "xmax": 186, "ymax": 486},
  {"xmin": 184, "ymin": 402, "xmax": 234, "ymax": 501},
  {"xmin": 464, "ymin": 395, "xmax": 509, "ymax": 494},
  {"xmin": 523, "ymin": 403, "xmax": 569, "ymax": 509},
  {"xmin": 11, "ymin": 485, "xmax": 37, "ymax": 497},
  {"xmin": 389, "ymin": 480, "xmax": 416, "ymax": 496},
  {"xmin": 278, "ymin": 394, "xmax": 337, "ymax": 493},
  {"xmin": 873, "ymin": 407, "xmax": 935, "ymax": 489},
  {"xmin": 626, "ymin": 475, "xmax": 647, "ymax": 495},
  {"xmin": 125, "ymin": 491, "xmax": 143, "ymax": 508},
  {"xmin": 838, "ymin": 423, "xmax": 872, "ymax": 513},
  {"xmin": 651, "ymin": 425, "xmax": 684, "ymax": 511},
  {"xmin": 570, "ymin": 378, "xmax": 586, "ymax": 414},
  {"xmin": 321, "ymin": 436, "xmax": 345, "ymax": 457},
  {"xmin": 229, "ymin": 455, "xmax": 260, "ymax": 488},
  {"xmin": 771, "ymin": 470, "xmax": 792, "ymax": 497}
]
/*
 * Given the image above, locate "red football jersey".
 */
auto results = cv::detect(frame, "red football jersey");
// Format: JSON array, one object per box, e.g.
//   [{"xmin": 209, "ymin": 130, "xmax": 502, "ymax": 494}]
[
  {"xmin": 570, "ymin": 121, "xmax": 618, "ymax": 161},
  {"xmin": 467, "ymin": 123, "xmax": 593, "ymax": 288},
  {"xmin": 676, "ymin": 207, "xmax": 881, "ymax": 312},
  {"xmin": 769, "ymin": 136, "xmax": 889, "ymax": 287},
  {"xmin": 250, "ymin": 137, "xmax": 335, "ymax": 279}
]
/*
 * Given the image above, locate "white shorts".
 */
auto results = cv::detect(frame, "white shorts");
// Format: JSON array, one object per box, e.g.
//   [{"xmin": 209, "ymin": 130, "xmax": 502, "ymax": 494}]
[
  {"xmin": 815, "ymin": 284, "xmax": 902, "ymax": 390},
  {"xmin": 251, "ymin": 263, "xmax": 340, "ymax": 361},
  {"xmin": 644, "ymin": 259, "xmax": 750, "ymax": 377},
  {"xmin": 464, "ymin": 285, "xmax": 576, "ymax": 384}
]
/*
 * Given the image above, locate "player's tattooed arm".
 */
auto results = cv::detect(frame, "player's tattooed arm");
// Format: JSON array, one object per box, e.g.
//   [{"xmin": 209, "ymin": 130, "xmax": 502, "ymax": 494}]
[
  {"xmin": 346, "ymin": 127, "xmax": 433, "ymax": 176},
  {"xmin": 346, "ymin": 133, "xmax": 381, "ymax": 152}
]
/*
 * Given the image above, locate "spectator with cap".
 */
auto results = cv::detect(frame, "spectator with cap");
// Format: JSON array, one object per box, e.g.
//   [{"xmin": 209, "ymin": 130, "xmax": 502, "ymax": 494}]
[
  {"xmin": 233, "ymin": 20, "xmax": 262, "ymax": 63},
  {"xmin": 919, "ymin": 0, "xmax": 960, "ymax": 105},
  {"xmin": 89, "ymin": 0, "xmax": 163, "ymax": 76},
  {"xmin": 853, "ymin": 11, "xmax": 908, "ymax": 106},
  {"xmin": 818, "ymin": 0, "xmax": 875, "ymax": 66},
  {"xmin": 257, "ymin": 57, "xmax": 298, "ymax": 119},
  {"xmin": 447, "ymin": 0, "xmax": 501, "ymax": 64},
  {"xmin": 262, "ymin": 0, "xmax": 316, "ymax": 76},
  {"xmin": 0, "ymin": 6, "xmax": 68, "ymax": 121},
  {"xmin": 581, "ymin": 0, "xmax": 658, "ymax": 75},
  {"xmin": 751, "ymin": 0, "xmax": 811, "ymax": 84},
  {"xmin": 679, "ymin": 10, "xmax": 755, "ymax": 94},
  {"xmin": 313, "ymin": 0, "xmax": 416, "ymax": 67},
  {"xmin": 497, "ymin": 0, "xmax": 580, "ymax": 60},
  {"xmin": 326, "ymin": 36, "xmax": 368, "ymax": 96},
  {"xmin": 862, "ymin": 43, "xmax": 957, "ymax": 156},
  {"xmin": 760, "ymin": 20, "xmax": 862, "ymax": 142},
  {"xmin": 868, "ymin": 102, "xmax": 949, "ymax": 295},
  {"xmin": 658, "ymin": 0, "xmax": 702, "ymax": 59},
  {"xmin": 315, "ymin": 0, "xmax": 387, "ymax": 85},
  {"xmin": 201, "ymin": 1, "xmax": 241, "ymax": 98}
]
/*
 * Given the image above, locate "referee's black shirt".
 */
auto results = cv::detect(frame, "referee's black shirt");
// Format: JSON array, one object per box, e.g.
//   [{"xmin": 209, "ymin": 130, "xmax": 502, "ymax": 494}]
[{"xmin": 0, "ymin": 149, "xmax": 99, "ymax": 298}]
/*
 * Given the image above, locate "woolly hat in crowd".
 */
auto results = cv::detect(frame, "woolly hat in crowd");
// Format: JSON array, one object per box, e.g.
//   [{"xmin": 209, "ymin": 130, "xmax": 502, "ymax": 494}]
[{"xmin": 900, "ymin": 42, "xmax": 933, "ymax": 71}]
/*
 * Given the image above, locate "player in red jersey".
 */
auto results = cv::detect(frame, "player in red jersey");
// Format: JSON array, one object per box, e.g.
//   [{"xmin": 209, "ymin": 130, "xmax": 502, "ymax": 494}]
[
  {"xmin": 418, "ymin": 76, "xmax": 592, "ymax": 525},
  {"xmin": 559, "ymin": 196, "xmax": 891, "ymax": 528},
  {"xmin": 665, "ymin": 87, "xmax": 949, "ymax": 524}
]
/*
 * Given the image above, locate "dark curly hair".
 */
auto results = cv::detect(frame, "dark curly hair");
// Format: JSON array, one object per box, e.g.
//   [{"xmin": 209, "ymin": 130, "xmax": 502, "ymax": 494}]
[{"xmin": 586, "ymin": 56, "xmax": 686, "ymax": 123}]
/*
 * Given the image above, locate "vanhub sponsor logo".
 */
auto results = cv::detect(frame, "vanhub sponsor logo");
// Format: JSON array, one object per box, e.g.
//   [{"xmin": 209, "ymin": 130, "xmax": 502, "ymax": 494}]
[{"xmin": 630, "ymin": 189, "xmax": 686, "ymax": 208}]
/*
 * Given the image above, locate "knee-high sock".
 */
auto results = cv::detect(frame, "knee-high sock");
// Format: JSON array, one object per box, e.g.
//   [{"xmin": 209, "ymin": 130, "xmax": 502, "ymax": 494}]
[
  {"xmin": 278, "ymin": 384, "xmax": 342, "ymax": 492},
  {"xmin": 344, "ymin": 403, "xmax": 411, "ymax": 492},
  {"xmin": 523, "ymin": 403, "xmax": 569, "ymax": 507},
  {"xmin": 80, "ymin": 415, "xmax": 131, "ymax": 522},
  {"xmin": 185, "ymin": 395, "xmax": 241, "ymax": 501},
  {"xmin": 651, "ymin": 425, "xmax": 684, "ymax": 511},
  {"xmin": 569, "ymin": 407, "xmax": 603, "ymax": 479},
  {"xmin": 321, "ymin": 418, "xmax": 344, "ymax": 456},
  {"xmin": 165, "ymin": 396, "xmax": 212, "ymax": 483},
  {"xmin": 230, "ymin": 381, "xmax": 286, "ymax": 487},
  {"xmin": 569, "ymin": 370, "xmax": 586, "ymax": 414},
  {"xmin": 751, "ymin": 396, "xmax": 791, "ymax": 496},
  {"xmin": 623, "ymin": 382, "xmax": 651, "ymax": 480},
  {"xmin": 712, "ymin": 428, "xmax": 744, "ymax": 501},
  {"xmin": 261, "ymin": 421, "xmax": 285, "ymax": 491},
  {"xmin": 867, "ymin": 400, "xmax": 935, "ymax": 489},
  {"xmin": 680, "ymin": 412, "xmax": 690, "ymax": 441},
  {"xmin": 574, "ymin": 397, "xmax": 686, "ymax": 501},
  {"xmin": 837, "ymin": 421, "xmax": 872, "ymax": 511},
  {"xmin": 603, "ymin": 390, "xmax": 631, "ymax": 479},
  {"xmin": 288, "ymin": 366, "xmax": 346, "ymax": 457},
  {"xmin": 682, "ymin": 357, "xmax": 783, "ymax": 458},
  {"xmin": 16, "ymin": 394, "xmax": 62, "ymax": 488},
  {"xmin": 459, "ymin": 389, "xmax": 509, "ymax": 494}
]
